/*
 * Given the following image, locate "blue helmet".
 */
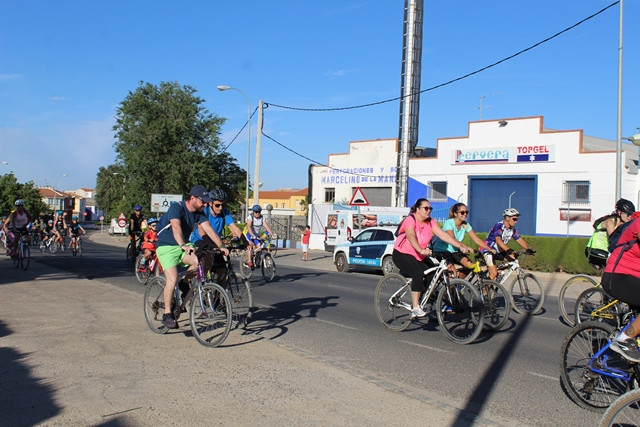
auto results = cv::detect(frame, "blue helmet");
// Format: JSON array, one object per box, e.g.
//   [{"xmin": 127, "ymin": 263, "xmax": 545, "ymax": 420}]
[
  {"xmin": 134, "ymin": 204, "xmax": 142, "ymax": 211},
  {"xmin": 252, "ymin": 204, "xmax": 262, "ymax": 212},
  {"xmin": 148, "ymin": 217, "xmax": 158, "ymax": 225}
]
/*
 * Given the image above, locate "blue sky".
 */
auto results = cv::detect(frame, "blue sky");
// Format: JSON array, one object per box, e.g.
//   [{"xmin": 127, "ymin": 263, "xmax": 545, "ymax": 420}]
[{"xmin": 1, "ymin": 1, "xmax": 638, "ymax": 193}]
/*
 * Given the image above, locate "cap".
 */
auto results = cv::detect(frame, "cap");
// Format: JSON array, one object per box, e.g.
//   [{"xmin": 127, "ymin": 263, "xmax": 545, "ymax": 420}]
[{"xmin": 189, "ymin": 185, "xmax": 213, "ymax": 203}]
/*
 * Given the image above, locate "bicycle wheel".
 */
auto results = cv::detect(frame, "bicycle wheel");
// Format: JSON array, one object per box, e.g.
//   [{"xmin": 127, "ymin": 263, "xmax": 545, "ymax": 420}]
[
  {"xmin": 269, "ymin": 240, "xmax": 278, "ymax": 257},
  {"xmin": 189, "ymin": 282, "xmax": 232, "ymax": 348},
  {"xmin": 559, "ymin": 321, "xmax": 633, "ymax": 412},
  {"xmin": 50, "ymin": 239, "xmax": 59, "ymax": 254},
  {"xmin": 135, "ymin": 255, "xmax": 150, "ymax": 285},
  {"xmin": 20, "ymin": 244, "xmax": 30, "ymax": 270},
  {"xmin": 374, "ymin": 273, "xmax": 413, "ymax": 332},
  {"xmin": 39, "ymin": 241, "xmax": 46, "ymax": 253},
  {"xmin": 509, "ymin": 272, "xmax": 544, "ymax": 315},
  {"xmin": 227, "ymin": 272, "xmax": 253, "ymax": 328},
  {"xmin": 574, "ymin": 287, "xmax": 621, "ymax": 328},
  {"xmin": 559, "ymin": 275, "xmax": 599, "ymax": 326},
  {"xmin": 436, "ymin": 278, "xmax": 484, "ymax": 344},
  {"xmin": 143, "ymin": 276, "xmax": 169, "ymax": 334},
  {"xmin": 478, "ymin": 279, "xmax": 511, "ymax": 331},
  {"xmin": 261, "ymin": 253, "xmax": 276, "ymax": 283},
  {"xmin": 71, "ymin": 240, "xmax": 77, "ymax": 256},
  {"xmin": 239, "ymin": 257, "xmax": 254, "ymax": 279},
  {"xmin": 600, "ymin": 388, "xmax": 640, "ymax": 426},
  {"xmin": 126, "ymin": 242, "xmax": 135, "ymax": 263}
]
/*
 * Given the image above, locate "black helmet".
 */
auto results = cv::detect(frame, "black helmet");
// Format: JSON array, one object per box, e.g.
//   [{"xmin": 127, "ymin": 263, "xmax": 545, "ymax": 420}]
[
  {"xmin": 209, "ymin": 188, "xmax": 227, "ymax": 202},
  {"xmin": 616, "ymin": 198, "xmax": 635, "ymax": 216}
]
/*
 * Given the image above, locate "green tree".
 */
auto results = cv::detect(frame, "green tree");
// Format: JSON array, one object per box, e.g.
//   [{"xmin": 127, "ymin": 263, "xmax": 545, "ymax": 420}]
[
  {"xmin": 96, "ymin": 81, "xmax": 246, "ymax": 218},
  {"xmin": 0, "ymin": 173, "xmax": 48, "ymax": 218}
]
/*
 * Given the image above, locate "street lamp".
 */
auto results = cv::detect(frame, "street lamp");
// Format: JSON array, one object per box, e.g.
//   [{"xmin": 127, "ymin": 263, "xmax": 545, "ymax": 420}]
[{"xmin": 218, "ymin": 85, "xmax": 251, "ymax": 221}]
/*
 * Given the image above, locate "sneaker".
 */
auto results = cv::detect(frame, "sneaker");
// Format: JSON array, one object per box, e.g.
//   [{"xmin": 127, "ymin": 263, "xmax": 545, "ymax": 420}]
[
  {"xmin": 410, "ymin": 307, "xmax": 427, "ymax": 319},
  {"xmin": 610, "ymin": 338, "xmax": 640, "ymax": 363},
  {"xmin": 162, "ymin": 313, "xmax": 178, "ymax": 329}
]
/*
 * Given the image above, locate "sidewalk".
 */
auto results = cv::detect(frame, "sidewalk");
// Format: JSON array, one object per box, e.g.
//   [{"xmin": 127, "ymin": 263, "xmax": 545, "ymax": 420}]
[{"xmin": 1, "ymin": 238, "xmax": 485, "ymax": 426}]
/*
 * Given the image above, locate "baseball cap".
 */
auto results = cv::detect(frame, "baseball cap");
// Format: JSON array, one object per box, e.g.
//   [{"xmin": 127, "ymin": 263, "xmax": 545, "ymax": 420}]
[{"xmin": 189, "ymin": 185, "xmax": 213, "ymax": 203}]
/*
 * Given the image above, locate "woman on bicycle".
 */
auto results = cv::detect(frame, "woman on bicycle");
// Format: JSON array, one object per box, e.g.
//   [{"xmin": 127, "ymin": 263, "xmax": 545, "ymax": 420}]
[
  {"xmin": 392, "ymin": 198, "xmax": 471, "ymax": 319},
  {"xmin": 140, "ymin": 217, "xmax": 158, "ymax": 266},
  {"xmin": 3, "ymin": 199, "xmax": 33, "ymax": 256},
  {"xmin": 432, "ymin": 203, "xmax": 495, "ymax": 278},
  {"xmin": 53, "ymin": 210, "xmax": 67, "ymax": 247},
  {"xmin": 481, "ymin": 208, "xmax": 532, "ymax": 281},
  {"xmin": 245, "ymin": 204, "xmax": 274, "ymax": 269},
  {"xmin": 603, "ymin": 211, "xmax": 640, "ymax": 362}
]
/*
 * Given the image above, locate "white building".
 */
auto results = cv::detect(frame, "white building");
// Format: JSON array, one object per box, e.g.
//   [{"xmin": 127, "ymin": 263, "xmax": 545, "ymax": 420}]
[{"xmin": 309, "ymin": 116, "xmax": 639, "ymax": 241}]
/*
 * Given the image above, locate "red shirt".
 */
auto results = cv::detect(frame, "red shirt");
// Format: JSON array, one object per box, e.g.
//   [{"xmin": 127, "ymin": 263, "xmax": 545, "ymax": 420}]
[
  {"xmin": 302, "ymin": 229, "xmax": 310, "ymax": 244},
  {"xmin": 605, "ymin": 219, "xmax": 640, "ymax": 278}
]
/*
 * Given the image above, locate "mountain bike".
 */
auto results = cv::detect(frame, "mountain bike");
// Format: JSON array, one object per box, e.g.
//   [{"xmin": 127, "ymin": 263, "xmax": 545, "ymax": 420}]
[
  {"xmin": 491, "ymin": 250, "xmax": 544, "ymax": 315},
  {"xmin": 560, "ymin": 313, "xmax": 640, "ymax": 412},
  {"xmin": 600, "ymin": 387, "xmax": 640, "ymax": 426},
  {"xmin": 558, "ymin": 274, "xmax": 600, "ymax": 326},
  {"xmin": 240, "ymin": 238, "xmax": 276, "ymax": 282},
  {"xmin": 135, "ymin": 252, "xmax": 163, "ymax": 285},
  {"xmin": 374, "ymin": 252, "xmax": 485, "ymax": 344},
  {"xmin": 143, "ymin": 247, "xmax": 233, "ymax": 348},
  {"xmin": 461, "ymin": 251, "xmax": 512, "ymax": 331},
  {"xmin": 10, "ymin": 232, "xmax": 30, "ymax": 271},
  {"xmin": 126, "ymin": 232, "xmax": 143, "ymax": 264}
]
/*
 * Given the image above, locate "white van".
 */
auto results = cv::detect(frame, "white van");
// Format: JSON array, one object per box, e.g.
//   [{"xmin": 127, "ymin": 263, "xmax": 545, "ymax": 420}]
[{"xmin": 323, "ymin": 207, "xmax": 408, "ymax": 251}]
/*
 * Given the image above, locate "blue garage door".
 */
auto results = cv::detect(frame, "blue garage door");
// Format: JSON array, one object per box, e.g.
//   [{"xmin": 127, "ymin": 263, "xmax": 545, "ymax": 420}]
[{"xmin": 468, "ymin": 176, "xmax": 537, "ymax": 236}]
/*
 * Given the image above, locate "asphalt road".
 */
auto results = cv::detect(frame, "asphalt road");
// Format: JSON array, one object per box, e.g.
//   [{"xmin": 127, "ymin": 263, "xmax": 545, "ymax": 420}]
[{"xmin": 17, "ymin": 231, "xmax": 605, "ymax": 426}]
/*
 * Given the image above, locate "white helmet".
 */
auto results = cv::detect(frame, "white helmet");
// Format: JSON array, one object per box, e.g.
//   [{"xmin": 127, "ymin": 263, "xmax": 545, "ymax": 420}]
[{"xmin": 503, "ymin": 208, "xmax": 520, "ymax": 217}]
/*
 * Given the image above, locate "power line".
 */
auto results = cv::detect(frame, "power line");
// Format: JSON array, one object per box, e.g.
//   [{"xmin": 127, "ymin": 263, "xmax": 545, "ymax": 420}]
[
  {"xmin": 265, "ymin": 1, "xmax": 619, "ymax": 112},
  {"xmin": 221, "ymin": 106, "xmax": 258, "ymax": 152}
]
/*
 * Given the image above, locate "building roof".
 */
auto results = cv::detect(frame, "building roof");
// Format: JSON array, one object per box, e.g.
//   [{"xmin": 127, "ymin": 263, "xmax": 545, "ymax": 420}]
[
  {"xmin": 38, "ymin": 187, "xmax": 72, "ymax": 198},
  {"xmin": 259, "ymin": 188, "xmax": 308, "ymax": 199}
]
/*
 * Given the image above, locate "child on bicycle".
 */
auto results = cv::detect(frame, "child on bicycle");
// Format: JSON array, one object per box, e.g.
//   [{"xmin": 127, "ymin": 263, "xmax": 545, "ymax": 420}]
[
  {"xmin": 68, "ymin": 215, "xmax": 86, "ymax": 246},
  {"xmin": 481, "ymin": 208, "xmax": 533, "ymax": 281},
  {"xmin": 140, "ymin": 217, "xmax": 158, "ymax": 266}
]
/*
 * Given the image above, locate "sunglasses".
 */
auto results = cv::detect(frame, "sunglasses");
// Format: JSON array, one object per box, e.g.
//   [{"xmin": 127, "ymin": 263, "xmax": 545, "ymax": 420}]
[
  {"xmin": 213, "ymin": 203, "xmax": 224, "ymax": 208},
  {"xmin": 457, "ymin": 210, "xmax": 469, "ymax": 215},
  {"xmin": 511, "ymin": 217, "xmax": 519, "ymax": 222},
  {"xmin": 419, "ymin": 206, "xmax": 433, "ymax": 211}
]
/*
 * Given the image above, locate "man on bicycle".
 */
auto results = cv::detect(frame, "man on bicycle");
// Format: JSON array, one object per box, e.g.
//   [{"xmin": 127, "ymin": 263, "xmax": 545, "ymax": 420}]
[
  {"xmin": 481, "ymin": 208, "xmax": 533, "ymax": 281},
  {"xmin": 2, "ymin": 199, "xmax": 33, "ymax": 257},
  {"xmin": 155, "ymin": 185, "xmax": 229, "ymax": 329},
  {"xmin": 244, "ymin": 204, "xmax": 275, "ymax": 269},
  {"xmin": 129, "ymin": 204, "xmax": 145, "ymax": 248},
  {"xmin": 189, "ymin": 188, "xmax": 247, "ymax": 282}
]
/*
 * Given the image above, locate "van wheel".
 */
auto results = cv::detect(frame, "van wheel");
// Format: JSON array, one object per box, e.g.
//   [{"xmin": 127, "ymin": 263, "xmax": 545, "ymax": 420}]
[
  {"xmin": 335, "ymin": 253, "xmax": 349, "ymax": 272},
  {"xmin": 382, "ymin": 256, "xmax": 398, "ymax": 275}
]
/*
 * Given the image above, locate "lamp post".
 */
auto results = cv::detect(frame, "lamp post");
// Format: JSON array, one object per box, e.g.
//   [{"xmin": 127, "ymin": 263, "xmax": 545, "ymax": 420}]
[
  {"xmin": 218, "ymin": 85, "xmax": 251, "ymax": 221},
  {"xmin": 615, "ymin": 0, "xmax": 624, "ymax": 200}
]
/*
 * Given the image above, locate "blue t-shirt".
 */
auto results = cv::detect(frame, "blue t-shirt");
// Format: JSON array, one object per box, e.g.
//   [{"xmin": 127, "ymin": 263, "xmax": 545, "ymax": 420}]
[
  {"xmin": 433, "ymin": 218, "xmax": 472, "ymax": 252},
  {"xmin": 483, "ymin": 220, "xmax": 521, "ymax": 252},
  {"xmin": 156, "ymin": 201, "xmax": 208, "ymax": 247},
  {"xmin": 190, "ymin": 205, "xmax": 235, "ymax": 243}
]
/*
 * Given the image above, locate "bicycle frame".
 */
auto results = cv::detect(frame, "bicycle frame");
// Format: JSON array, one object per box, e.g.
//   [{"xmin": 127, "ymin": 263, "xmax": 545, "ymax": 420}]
[
  {"xmin": 388, "ymin": 256, "xmax": 453, "ymax": 311},
  {"xmin": 588, "ymin": 317, "xmax": 636, "ymax": 382}
]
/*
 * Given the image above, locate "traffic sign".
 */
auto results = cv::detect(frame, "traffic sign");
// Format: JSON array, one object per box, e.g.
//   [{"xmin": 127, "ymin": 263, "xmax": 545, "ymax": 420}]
[
  {"xmin": 151, "ymin": 193, "xmax": 182, "ymax": 213},
  {"xmin": 117, "ymin": 213, "xmax": 127, "ymax": 228},
  {"xmin": 349, "ymin": 187, "xmax": 369, "ymax": 206}
]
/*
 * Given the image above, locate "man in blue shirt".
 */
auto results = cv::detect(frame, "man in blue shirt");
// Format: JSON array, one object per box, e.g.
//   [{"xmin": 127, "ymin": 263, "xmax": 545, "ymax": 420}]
[{"xmin": 156, "ymin": 185, "xmax": 229, "ymax": 328}]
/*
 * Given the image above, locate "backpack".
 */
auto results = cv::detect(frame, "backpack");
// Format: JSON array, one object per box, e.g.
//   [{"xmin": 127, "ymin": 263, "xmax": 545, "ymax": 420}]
[
  {"xmin": 584, "ymin": 214, "xmax": 615, "ymax": 267},
  {"xmin": 394, "ymin": 213, "xmax": 415, "ymax": 237}
]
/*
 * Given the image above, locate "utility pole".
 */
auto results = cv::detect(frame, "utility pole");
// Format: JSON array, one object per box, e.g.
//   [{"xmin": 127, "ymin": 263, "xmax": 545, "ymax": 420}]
[{"xmin": 253, "ymin": 100, "xmax": 264, "ymax": 206}]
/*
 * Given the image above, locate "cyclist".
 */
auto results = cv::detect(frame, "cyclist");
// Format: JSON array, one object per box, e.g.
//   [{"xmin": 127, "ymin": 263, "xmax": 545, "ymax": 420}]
[
  {"xmin": 68, "ymin": 215, "xmax": 86, "ymax": 249},
  {"xmin": 155, "ymin": 185, "xmax": 229, "ymax": 329},
  {"xmin": 244, "ymin": 204, "xmax": 275, "ymax": 269},
  {"xmin": 41, "ymin": 219, "xmax": 55, "ymax": 247},
  {"xmin": 432, "ymin": 203, "xmax": 495, "ymax": 278},
  {"xmin": 392, "ymin": 198, "xmax": 472, "ymax": 319},
  {"xmin": 2, "ymin": 199, "xmax": 33, "ymax": 256},
  {"xmin": 190, "ymin": 188, "xmax": 247, "ymax": 282},
  {"xmin": 140, "ymin": 217, "xmax": 158, "ymax": 267},
  {"xmin": 129, "ymin": 204, "xmax": 145, "ymax": 250},
  {"xmin": 481, "ymin": 208, "xmax": 533, "ymax": 281},
  {"xmin": 586, "ymin": 198, "xmax": 635, "ymax": 268},
  {"xmin": 53, "ymin": 210, "xmax": 67, "ymax": 248},
  {"xmin": 603, "ymin": 211, "xmax": 640, "ymax": 362}
]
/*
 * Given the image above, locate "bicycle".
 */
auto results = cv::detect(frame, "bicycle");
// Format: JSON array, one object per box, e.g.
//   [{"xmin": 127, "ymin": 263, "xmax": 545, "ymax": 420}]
[
  {"xmin": 600, "ymin": 387, "xmax": 640, "ymax": 426},
  {"xmin": 461, "ymin": 251, "xmax": 512, "ymax": 331},
  {"xmin": 143, "ymin": 247, "xmax": 233, "ymax": 348},
  {"xmin": 207, "ymin": 248, "xmax": 253, "ymax": 329},
  {"xmin": 69, "ymin": 234, "xmax": 83, "ymax": 257},
  {"xmin": 490, "ymin": 250, "xmax": 544, "ymax": 315},
  {"xmin": 374, "ymin": 252, "xmax": 485, "ymax": 345},
  {"xmin": 126, "ymin": 232, "xmax": 143, "ymax": 264},
  {"xmin": 135, "ymin": 251, "xmax": 163, "ymax": 285},
  {"xmin": 559, "ymin": 312, "xmax": 640, "ymax": 412},
  {"xmin": 39, "ymin": 232, "xmax": 61, "ymax": 253},
  {"xmin": 574, "ymin": 286, "xmax": 627, "ymax": 328},
  {"xmin": 9, "ymin": 232, "xmax": 30, "ymax": 271},
  {"xmin": 558, "ymin": 274, "xmax": 601, "ymax": 326},
  {"xmin": 240, "ymin": 237, "xmax": 276, "ymax": 282}
]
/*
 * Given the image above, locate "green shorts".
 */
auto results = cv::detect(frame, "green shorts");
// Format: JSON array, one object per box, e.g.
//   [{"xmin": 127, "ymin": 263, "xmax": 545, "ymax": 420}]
[{"xmin": 156, "ymin": 244, "xmax": 191, "ymax": 269}]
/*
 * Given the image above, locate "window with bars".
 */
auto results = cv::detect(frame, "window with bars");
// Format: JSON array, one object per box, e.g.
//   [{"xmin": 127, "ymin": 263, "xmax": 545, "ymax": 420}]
[
  {"xmin": 324, "ymin": 188, "xmax": 335, "ymax": 203},
  {"xmin": 562, "ymin": 181, "xmax": 590, "ymax": 205},
  {"xmin": 429, "ymin": 181, "xmax": 447, "ymax": 201}
]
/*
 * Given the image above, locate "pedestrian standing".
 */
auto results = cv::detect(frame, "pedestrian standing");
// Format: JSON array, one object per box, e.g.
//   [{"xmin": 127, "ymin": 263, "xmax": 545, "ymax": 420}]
[{"xmin": 301, "ymin": 225, "xmax": 310, "ymax": 261}]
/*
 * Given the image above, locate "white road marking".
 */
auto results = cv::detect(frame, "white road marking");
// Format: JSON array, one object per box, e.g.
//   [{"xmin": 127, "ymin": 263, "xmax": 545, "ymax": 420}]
[
  {"xmin": 314, "ymin": 318, "xmax": 359, "ymax": 330},
  {"xmin": 399, "ymin": 340, "xmax": 457, "ymax": 354},
  {"xmin": 528, "ymin": 371, "xmax": 557, "ymax": 381}
]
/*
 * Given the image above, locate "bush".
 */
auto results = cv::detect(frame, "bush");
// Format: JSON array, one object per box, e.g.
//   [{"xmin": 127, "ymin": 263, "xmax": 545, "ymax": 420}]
[{"xmin": 464, "ymin": 233, "xmax": 599, "ymax": 275}]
